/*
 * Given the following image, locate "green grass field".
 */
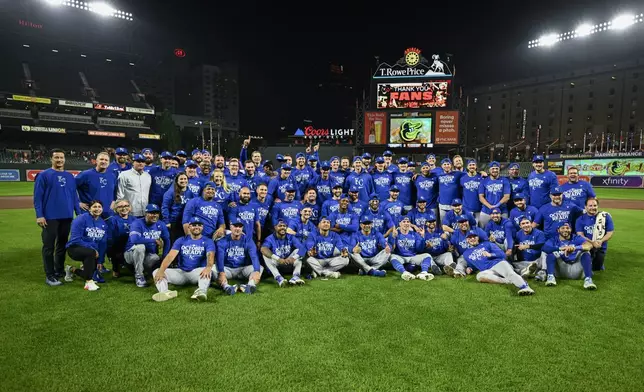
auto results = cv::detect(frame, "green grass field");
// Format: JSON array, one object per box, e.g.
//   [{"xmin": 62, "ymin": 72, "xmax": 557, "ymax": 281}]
[
  {"xmin": 0, "ymin": 181, "xmax": 33, "ymax": 196},
  {"xmin": 1, "ymin": 186, "xmax": 644, "ymax": 390}
]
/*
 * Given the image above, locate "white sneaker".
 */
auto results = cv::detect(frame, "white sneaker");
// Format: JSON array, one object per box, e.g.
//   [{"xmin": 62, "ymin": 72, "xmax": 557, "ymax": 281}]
[
  {"xmin": 545, "ymin": 275, "xmax": 557, "ymax": 287},
  {"xmin": 518, "ymin": 286, "xmax": 535, "ymax": 296},
  {"xmin": 64, "ymin": 265, "xmax": 74, "ymax": 282},
  {"xmin": 84, "ymin": 280, "xmax": 100, "ymax": 291},
  {"xmin": 326, "ymin": 271, "xmax": 341, "ymax": 279},
  {"xmin": 401, "ymin": 271, "xmax": 416, "ymax": 281},
  {"xmin": 190, "ymin": 289, "xmax": 207, "ymax": 301},
  {"xmin": 416, "ymin": 271, "xmax": 435, "ymax": 281},
  {"xmin": 153, "ymin": 290, "xmax": 178, "ymax": 302},
  {"xmin": 521, "ymin": 262, "xmax": 538, "ymax": 278},
  {"xmin": 583, "ymin": 278, "xmax": 597, "ymax": 290}
]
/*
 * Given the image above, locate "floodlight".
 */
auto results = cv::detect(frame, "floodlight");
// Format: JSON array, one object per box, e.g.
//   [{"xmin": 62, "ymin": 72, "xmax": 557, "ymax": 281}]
[
  {"xmin": 540, "ymin": 33, "xmax": 559, "ymax": 46},
  {"xmin": 89, "ymin": 2, "xmax": 116, "ymax": 17},
  {"xmin": 45, "ymin": 0, "xmax": 63, "ymax": 5},
  {"xmin": 52, "ymin": 49, "xmax": 59, "ymax": 52},
  {"xmin": 23, "ymin": 44, "xmax": 30, "ymax": 48},
  {"xmin": 611, "ymin": 14, "xmax": 635, "ymax": 29},
  {"xmin": 575, "ymin": 23, "xmax": 593, "ymax": 36}
]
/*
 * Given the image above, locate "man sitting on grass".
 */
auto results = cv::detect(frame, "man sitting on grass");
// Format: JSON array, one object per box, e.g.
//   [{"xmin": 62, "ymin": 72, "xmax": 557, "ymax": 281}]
[
  {"xmin": 152, "ymin": 217, "xmax": 215, "ymax": 302},
  {"xmin": 216, "ymin": 217, "xmax": 263, "ymax": 295},
  {"xmin": 543, "ymin": 221, "xmax": 596, "ymax": 290},
  {"xmin": 261, "ymin": 219, "xmax": 306, "ymax": 287}
]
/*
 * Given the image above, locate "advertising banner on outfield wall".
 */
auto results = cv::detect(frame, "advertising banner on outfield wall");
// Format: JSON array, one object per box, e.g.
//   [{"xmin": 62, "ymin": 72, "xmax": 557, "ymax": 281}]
[
  {"xmin": 26, "ymin": 169, "xmax": 80, "ymax": 182},
  {"xmin": 58, "ymin": 99, "xmax": 93, "ymax": 108},
  {"xmin": 590, "ymin": 176, "xmax": 643, "ymax": 188},
  {"xmin": 126, "ymin": 107, "xmax": 155, "ymax": 115},
  {"xmin": 547, "ymin": 160, "xmax": 564, "ymax": 175},
  {"xmin": 10, "ymin": 94, "xmax": 51, "ymax": 104},
  {"xmin": 556, "ymin": 175, "xmax": 590, "ymax": 185},
  {"xmin": 565, "ymin": 158, "xmax": 644, "ymax": 176},
  {"xmin": 435, "ymin": 111, "xmax": 459, "ymax": 145},
  {"xmin": 0, "ymin": 169, "xmax": 20, "ymax": 181},
  {"xmin": 88, "ymin": 130, "xmax": 126, "ymax": 138}
]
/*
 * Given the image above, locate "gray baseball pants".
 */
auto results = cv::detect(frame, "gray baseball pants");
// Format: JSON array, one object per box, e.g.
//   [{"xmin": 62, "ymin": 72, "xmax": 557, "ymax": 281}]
[
  {"xmin": 153, "ymin": 267, "xmax": 211, "ymax": 293},
  {"xmin": 124, "ymin": 244, "xmax": 160, "ymax": 278},
  {"xmin": 350, "ymin": 249, "xmax": 390, "ymax": 273}
]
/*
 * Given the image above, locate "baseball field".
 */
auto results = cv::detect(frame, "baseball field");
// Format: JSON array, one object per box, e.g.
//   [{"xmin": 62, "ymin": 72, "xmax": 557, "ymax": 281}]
[{"xmin": 1, "ymin": 182, "xmax": 643, "ymax": 391}]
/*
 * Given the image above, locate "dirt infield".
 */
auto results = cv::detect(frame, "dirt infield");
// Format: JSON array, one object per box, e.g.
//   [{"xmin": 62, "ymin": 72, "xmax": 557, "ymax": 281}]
[{"xmin": 1, "ymin": 195, "xmax": 643, "ymax": 210}]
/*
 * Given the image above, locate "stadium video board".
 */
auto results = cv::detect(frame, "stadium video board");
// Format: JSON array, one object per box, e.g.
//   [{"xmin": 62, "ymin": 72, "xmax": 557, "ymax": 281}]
[
  {"xmin": 388, "ymin": 112, "xmax": 433, "ymax": 148},
  {"xmin": 376, "ymin": 81, "xmax": 450, "ymax": 109}
]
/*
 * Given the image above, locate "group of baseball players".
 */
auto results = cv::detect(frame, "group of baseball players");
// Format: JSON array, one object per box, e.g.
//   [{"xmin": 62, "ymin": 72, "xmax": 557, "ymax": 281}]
[{"xmin": 34, "ymin": 138, "xmax": 615, "ymax": 300}]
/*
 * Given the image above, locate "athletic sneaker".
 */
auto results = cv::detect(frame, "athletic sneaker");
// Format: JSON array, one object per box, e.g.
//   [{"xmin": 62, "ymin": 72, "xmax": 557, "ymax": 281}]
[
  {"xmin": 443, "ymin": 264, "xmax": 456, "ymax": 277},
  {"xmin": 224, "ymin": 285, "xmax": 237, "ymax": 296},
  {"xmin": 153, "ymin": 290, "xmax": 178, "ymax": 302},
  {"xmin": 583, "ymin": 277, "xmax": 597, "ymax": 290},
  {"xmin": 244, "ymin": 284, "xmax": 257, "ymax": 294},
  {"xmin": 98, "ymin": 265, "xmax": 111, "ymax": 274},
  {"xmin": 326, "ymin": 271, "xmax": 341, "ymax": 279},
  {"xmin": 416, "ymin": 271, "xmax": 435, "ymax": 281},
  {"xmin": 371, "ymin": 270, "xmax": 386, "ymax": 277},
  {"xmin": 135, "ymin": 275, "xmax": 148, "ymax": 288},
  {"xmin": 453, "ymin": 271, "xmax": 466, "ymax": 278},
  {"xmin": 45, "ymin": 276, "xmax": 63, "ymax": 286},
  {"xmin": 92, "ymin": 270, "xmax": 106, "ymax": 284},
  {"xmin": 518, "ymin": 285, "xmax": 535, "ymax": 296},
  {"xmin": 84, "ymin": 280, "xmax": 100, "ymax": 291},
  {"xmin": 191, "ymin": 289, "xmax": 208, "ymax": 301},
  {"xmin": 401, "ymin": 271, "xmax": 416, "ymax": 281},
  {"xmin": 276, "ymin": 276, "xmax": 286, "ymax": 287},
  {"xmin": 430, "ymin": 263, "xmax": 442, "ymax": 275},
  {"xmin": 534, "ymin": 270, "xmax": 547, "ymax": 282},
  {"xmin": 358, "ymin": 269, "xmax": 367, "ymax": 276},
  {"xmin": 64, "ymin": 265, "xmax": 74, "ymax": 282},
  {"xmin": 545, "ymin": 274, "xmax": 557, "ymax": 287},
  {"xmin": 289, "ymin": 275, "xmax": 305, "ymax": 285},
  {"xmin": 521, "ymin": 262, "xmax": 538, "ymax": 278}
]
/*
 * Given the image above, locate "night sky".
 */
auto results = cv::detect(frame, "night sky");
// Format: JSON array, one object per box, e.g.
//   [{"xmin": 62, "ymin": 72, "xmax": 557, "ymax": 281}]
[{"xmin": 124, "ymin": 0, "xmax": 644, "ymax": 134}]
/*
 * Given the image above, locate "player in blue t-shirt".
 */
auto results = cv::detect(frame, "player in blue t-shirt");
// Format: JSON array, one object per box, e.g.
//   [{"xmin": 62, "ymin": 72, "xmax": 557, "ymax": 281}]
[
  {"xmin": 527, "ymin": 155, "xmax": 558, "ymax": 208},
  {"xmin": 559, "ymin": 166, "xmax": 596, "ymax": 209},
  {"xmin": 575, "ymin": 198, "xmax": 614, "ymax": 271},
  {"xmin": 543, "ymin": 222, "xmax": 596, "ymax": 290},
  {"xmin": 216, "ymin": 218, "xmax": 263, "ymax": 295},
  {"xmin": 347, "ymin": 216, "xmax": 390, "ymax": 277},
  {"xmin": 261, "ymin": 220, "xmax": 306, "ymax": 287},
  {"xmin": 305, "ymin": 216, "xmax": 350, "ymax": 279},
  {"xmin": 151, "ymin": 217, "xmax": 216, "ymax": 302},
  {"xmin": 388, "ymin": 216, "xmax": 435, "ymax": 281},
  {"xmin": 512, "ymin": 216, "xmax": 545, "ymax": 278},
  {"xmin": 478, "ymin": 161, "xmax": 511, "ymax": 228}
]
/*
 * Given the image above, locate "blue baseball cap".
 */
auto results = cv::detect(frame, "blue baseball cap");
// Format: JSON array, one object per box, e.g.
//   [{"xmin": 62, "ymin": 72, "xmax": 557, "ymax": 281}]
[
  {"xmin": 533, "ymin": 155, "xmax": 545, "ymax": 162},
  {"xmin": 330, "ymin": 156, "xmax": 339, "ymax": 162},
  {"xmin": 176, "ymin": 150, "xmax": 187, "ymax": 157},
  {"xmin": 467, "ymin": 159, "xmax": 477, "ymax": 165},
  {"xmin": 340, "ymin": 193, "xmax": 350, "ymax": 200},
  {"xmin": 296, "ymin": 152, "xmax": 305, "ymax": 159},
  {"xmin": 145, "ymin": 203, "xmax": 160, "ymax": 213},
  {"xmin": 185, "ymin": 159, "xmax": 198, "ymax": 168},
  {"xmin": 369, "ymin": 193, "xmax": 379, "ymax": 200},
  {"xmin": 362, "ymin": 153, "xmax": 372, "ymax": 159},
  {"xmin": 421, "ymin": 162, "xmax": 430, "ymax": 168},
  {"xmin": 275, "ymin": 219, "xmax": 288, "ymax": 226},
  {"xmin": 202, "ymin": 150, "xmax": 211, "ymax": 155},
  {"xmin": 390, "ymin": 185, "xmax": 400, "ymax": 191},
  {"xmin": 360, "ymin": 215, "xmax": 373, "ymax": 224},
  {"xmin": 160, "ymin": 151, "xmax": 173, "ymax": 159},
  {"xmin": 319, "ymin": 216, "xmax": 331, "ymax": 223},
  {"xmin": 551, "ymin": 187, "xmax": 563, "ymax": 195},
  {"xmin": 142, "ymin": 148, "xmax": 153, "ymax": 154},
  {"xmin": 441, "ymin": 158, "xmax": 452, "ymax": 165},
  {"xmin": 353, "ymin": 156, "xmax": 362, "ymax": 162},
  {"xmin": 398, "ymin": 157, "xmax": 408, "ymax": 164},
  {"xmin": 513, "ymin": 193, "xmax": 526, "ymax": 200},
  {"xmin": 457, "ymin": 215, "xmax": 469, "ymax": 222},
  {"xmin": 230, "ymin": 217, "xmax": 244, "ymax": 227},
  {"xmin": 133, "ymin": 154, "xmax": 146, "ymax": 162},
  {"xmin": 399, "ymin": 216, "xmax": 411, "ymax": 222},
  {"xmin": 466, "ymin": 230, "xmax": 480, "ymax": 238},
  {"xmin": 284, "ymin": 183, "xmax": 296, "ymax": 192},
  {"xmin": 191, "ymin": 149, "xmax": 201, "ymax": 155},
  {"xmin": 451, "ymin": 198, "xmax": 463, "ymax": 206},
  {"xmin": 115, "ymin": 147, "xmax": 128, "ymax": 155},
  {"xmin": 262, "ymin": 160, "xmax": 272, "ymax": 167},
  {"xmin": 276, "ymin": 154, "xmax": 285, "ymax": 162},
  {"xmin": 409, "ymin": 161, "xmax": 417, "ymax": 167},
  {"xmin": 426, "ymin": 153, "xmax": 436, "ymax": 159},
  {"xmin": 383, "ymin": 150, "xmax": 393, "ymax": 157},
  {"xmin": 518, "ymin": 215, "xmax": 532, "ymax": 223},
  {"xmin": 320, "ymin": 161, "xmax": 330, "ymax": 169},
  {"xmin": 332, "ymin": 184, "xmax": 343, "ymax": 189},
  {"xmin": 490, "ymin": 208, "xmax": 501, "ymax": 214},
  {"xmin": 427, "ymin": 212, "xmax": 437, "ymax": 221},
  {"xmin": 349, "ymin": 185, "xmax": 360, "ymax": 193},
  {"xmin": 375, "ymin": 156, "xmax": 385, "ymax": 164},
  {"xmin": 188, "ymin": 216, "xmax": 204, "ymax": 225},
  {"xmin": 281, "ymin": 163, "xmax": 292, "ymax": 171},
  {"xmin": 416, "ymin": 196, "xmax": 427, "ymax": 203},
  {"xmin": 489, "ymin": 161, "xmax": 500, "ymax": 168},
  {"xmin": 203, "ymin": 181, "xmax": 216, "ymax": 189},
  {"xmin": 557, "ymin": 221, "xmax": 571, "ymax": 229},
  {"xmin": 308, "ymin": 156, "xmax": 318, "ymax": 162},
  {"xmin": 508, "ymin": 163, "xmax": 520, "ymax": 170}
]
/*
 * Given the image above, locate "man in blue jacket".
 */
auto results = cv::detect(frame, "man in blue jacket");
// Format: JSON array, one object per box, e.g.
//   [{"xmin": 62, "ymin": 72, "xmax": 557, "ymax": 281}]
[
  {"xmin": 34, "ymin": 148, "xmax": 81, "ymax": 286},
  {"xmin": 124, "ymin": 204, "xmax": 171, "ymax": 288},
  {"xmin": 76, "ymin": 151, "xmax": 116, "ymax": 218},
  {"xmin": 148, "ymin": 151, "xmax": 177, "ymax": 207}
]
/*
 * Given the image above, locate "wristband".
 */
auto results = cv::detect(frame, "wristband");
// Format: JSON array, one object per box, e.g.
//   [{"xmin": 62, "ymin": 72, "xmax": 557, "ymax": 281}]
[{"xmin": 271, "ymin": 254, "xmax": 280, "ymax": 261}]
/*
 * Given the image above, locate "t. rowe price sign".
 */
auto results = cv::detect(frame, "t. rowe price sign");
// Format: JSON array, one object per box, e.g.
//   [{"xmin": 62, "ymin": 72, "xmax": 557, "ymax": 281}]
[
  {"xmin": 435, "ymin": 111, "xmax": 459, "ymax": 144},
  {"xmin": 590, "ymin": 176, "xmax": 643, "ymax": 188},
  {"xmin": 26, "ymin": 169, "xmax": 80, "ymax": 182},
  {"xmin": 300, "ymin": 126, "xmax": 354, "ymax": 139}
]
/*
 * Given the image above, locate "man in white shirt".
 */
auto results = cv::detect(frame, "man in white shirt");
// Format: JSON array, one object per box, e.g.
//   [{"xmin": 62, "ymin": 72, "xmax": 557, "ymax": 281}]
[{"xmin": 117, "ymin": 154, "xmax": 152, "ymax": 218}]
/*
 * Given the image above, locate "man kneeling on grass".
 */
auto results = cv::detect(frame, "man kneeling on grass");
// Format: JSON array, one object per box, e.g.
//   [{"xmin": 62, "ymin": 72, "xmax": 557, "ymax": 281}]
[
  {"xmin": 216, "ymin": 217, "xmax": 263, "ymax": 295},
  {"xmin": 151, "ymin": 217, "xmax": 215, "ymax": 302},
  {"xmin": 456, "ymin": 231, "xmax": 535, "ymax": 296},
  {"xmin": 543, "ymin": 221, "xmax": 596, "ymax": 290},
  {"xmin": 261, "ymin": 219, "xmax": 306, "ymax": 287}
]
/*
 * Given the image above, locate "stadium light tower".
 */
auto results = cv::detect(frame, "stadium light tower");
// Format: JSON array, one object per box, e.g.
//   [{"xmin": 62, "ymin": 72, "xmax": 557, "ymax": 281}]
[
  {"xmin": 528, "ymin": 11, "xmax": 644, "ymax": 48},
  {"xmin": 42, "ymin": 0, "xmax": 134, "ymax": 21}
]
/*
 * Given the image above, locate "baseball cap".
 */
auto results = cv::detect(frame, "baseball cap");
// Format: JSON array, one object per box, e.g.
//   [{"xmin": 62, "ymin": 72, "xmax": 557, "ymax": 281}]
[
  {"xmin": 360, "ymin": 215, "xmax": 373, "ymax": 224},
  {"xmin": 185, "ymin": 159, "xmax": 198, "ymax": 168},
  {"xmin": 399, "ymin": 216, "xmax": 411, "ymax": 222},
  {"xmin": 296, "ymin": 152, "xmax": 305, "ymax": 159},
  {"xmin": 389, "ymin": 185, "xmax": 400, "ymax": 192},
  {"xmin": 416, "ymin": 196, "xmax": 427, "ymax": 203},
  {"xmin": 557, "ymin": 221, "xmax": 571, "ymax": 229},
  {"xmin": 508, "ymin": 163, "xmax": 520, "ymax": 170},
  {"xmin": 320, "ymin": 161, "xmax": 331, "ymax": 169},
  {"xmin": 489, "ymin": 161, "xmax": 500, "ymax": 168},
  {"xmin": 383, "ymin": 150, "xmax": 393, "ymax": 157},
  {"xmin": 188, "ymin": 217, "xmax": 204, "ymax": 225},
  {"xmin": 142, "ymin": 148, "xmax": 153, "ymax": 154},
  {"xmin": 275, "ymin": 219, "xmax": 288, "ymax": 226},
  {"xmin": 349, "ymin": 185, "xmax": 360, "ymax": 193},
  {"xmin": 426, "ymin": 153, "xmax": 436, "ymax": 160},
  {"xmin": 362, "ymin": 153, "xmax": 372, "ymax": 159},
  {"xmin": 408, "ymin": 161, "xmax": 416, "ymax": 167},
  {"xmin": 319, "ymin": 216, "xmax": 331, "ymax": 223},
  {"xmin": 421, "ymin": 162, "xmax": 430, "ymax": 168},
  {"xmin": 340, "ymin": 193, "xmax": 350, "ymax": 200},
  {"xmin": 441, "ymin": 158, "xmax": 452, "ymax": 165},
  {"xmin": 191, "ymin": 149, "xmax": 201, "ymax": 155},
  {"xmin": 160, "ymin": 151, "xmax": 173, "ymax": 159},
  {"xmin": 133, "ymin": 154, "xmax": 146, "ymax": 162},
  {"xmin": 262, "ymin": 160, "xmax": 272, "ymax": 167},
  {"xmin": 427, "ymin": 212, "xmax": 437, "ymax": 221},
  {"xmin": 176, "ymin": 150, "xmax": 187, "ymax": 157},
  {"xmin": 353, "ymin": 156, "xmax": 362, "ymax": 163},
  {"xmin": 202, "ymin": 181, "xmax": 216, "ymax": 190},
  {"xmin": 332, "ymin": 184, "xmax": 343, "ymax": 189},
  {"xmin": 115, "ymin": 147, "xmax": 128, "ymax": 155},
  {"xmin": 202, "ymin": 150, "xmax": 211, "ymax": 155},
  {"xmin": 308, "ymin": 156, "xmax": 318, "ymax": 162},
  {"xmin": 330, "ymin": 156, "xmax": 339, "ymax": 162},
  {"xmin": 145, "ymin": 203, "xmax": 160, "ymax": 213},
  {"xmin": 230, "ymin": 217, "xmax": 244, "ymax": 227},
  {"xmin": 467, "ymin": 159, "xmax": 477, "ymax": 165},
  {"xmin": 398, "ymin": 157, "xmax": 408, "ymax": 164},
  {"xmin": 284, "ymin": 183, "xmax": 296, "ymax": 192},
  {"xmin": 490, "ymin": 208, "xmax": 501, "ymax": 214},
  {"xmin": 369, "ymin": 193, "xmax": 379, "ymax": 200},
  {"xmin": 518, "ymin": 215, "xmax": 532, "ymax": 223},
  {"xmin": 456, "ymin": 215, "xmax": 469, "ymax": 222},
  {"xmin": 451, "ymin": 198, "xmax": 463, "ymax": 206},
  {"xmin": 375, "ymin": 156, "xmax": 385, "ymax": 164},
  {"xmin": 466, "ymin": 230, "xmax": 480, "ymax": 238},
  {"xmin": 551, "ymin": 187, "xmax": 563, "ymax": 195},
  {"xmin": 513, "ymin": 193, "xmax": 526, "ymax": 200},
  {"xmin": 533, "ymin": 155, "xmax": 545, "ymax": 162},
  {"xmin": 281, "ymin": 164, "xmax": 292, "ymax": 171},
  {"xmin": 276, "ymin": 154, "xmax": 285, "ymax": 162}
]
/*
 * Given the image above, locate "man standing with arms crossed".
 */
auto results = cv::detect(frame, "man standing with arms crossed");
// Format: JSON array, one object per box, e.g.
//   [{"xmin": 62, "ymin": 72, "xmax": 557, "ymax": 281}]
[
  {"xmin": 527, "ymin": 155, "xmax": 558, "ymax": 208},
  {"xmin": 117, "ymin": 154, "xmax": 152, "ymax": 218},
  {"xmin": 34, "ymin": 149, "xmax": 81, "ymax": 286}
]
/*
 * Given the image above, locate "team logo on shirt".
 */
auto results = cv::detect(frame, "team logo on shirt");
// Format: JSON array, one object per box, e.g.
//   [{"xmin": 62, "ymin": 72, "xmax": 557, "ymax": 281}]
[
  {"xmin": 282, "ymin": 206, "xmax": 300, "ymax": 219},
  {"xmin": 528, "ymin": 178, "xmax": 544, "ymax": 189},
  {"xmin": 99, "ymin": 177, "xmax": 108, "ymax": 188},
  {"xmin": 215, "ymin": 190, "xmax": 228, "ymax": 202},
  {"xmin": 563, "ymin": 188, "xmax": 584, "ymax": 199},
  {"xmin": 463, "ymin": 180, "xmax": 480, "ymax": 191},
  {"xmin": 316, "ymin": 242, "xmax": 335, "ymax": 253},
  {"xmin": 188, "ymin": 183, "xmax": 200, "ymax": 194},
  {"xmin": 336, "ymin": 216, "xmax": 351, "ymax": 225},
  {"xmin": 467, "ymin": 247, "xmax": 486, "ymax": 261},
  {"xmin": 418, "ymin": 179, "xmax": 436, "ymax": 190},
  {"xmin": 143, "ymin": 230, "xmax": 162, "ymax": 240},
  {"xmin": 182, "ymin": 244, "xmax": 205, "ymax": 256},
  {"xmin": 57, "ymin": 175, "xmax": 67, "ymax": 187},
  {"xmin": 228, "ymin": 182, "xmax": 242, "ymax": 193},
  {"xmin": 226, "ymin": 246, "xmax": 245, "ymax": 259},
  {"xmin": 396, "ymin": 176, "xmax": 411, "ymax": 185},
  {"xmin": 86, "ymin": 227, "xmax": 106, "ymax": 239},
  {"xmin": 490, "ymin": 230, "xmax": 505, "ymax": 241},
  {"xmin": 439, "ymin": 175, "xmax": 454, "ymax": 185},
  {"xmin": 274, "ymin": 245, "xmax": 292, "ymax": 258},
  {"xmin": 427, "ymin": 237, "xmax": 442, "ymax": 249},
  {"xmin": 374, "ymin": 176, "xmax": 390, "ymax": 187},
  {"xmin": 155, "ymin": 176, "xmax": 173, "ymax": 188},
  {"xmin": 415, "ymin": 217, "xmax": 428, "ymax": 227},
  {"xmin": 360, "ymin": 238, "xmax": 377, "ymax": 252},
  {"xmin": 486, "ymin": 183, "xmax": 503, "ymax": 193},
  {"xmin": 317, "ymin": 185, "xmax": 330, "ymax": 195},
  {"xmin": 397, "ymin": 238, "xmax": 415, "ymax": 250},
  {"xmin": 548, "ymin": 210, "xmax": 571, "ymax": 222},
  {"xmin": 354, "ymin": 178, "xmax": 364, "ymax": 187},
  {"xmin": 200, "ymin": 205, "xmax": 220, "ymax": 218},
  {"xmin": 238, "ymin": 210, "xmax": 256, "ymax": 222}
]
